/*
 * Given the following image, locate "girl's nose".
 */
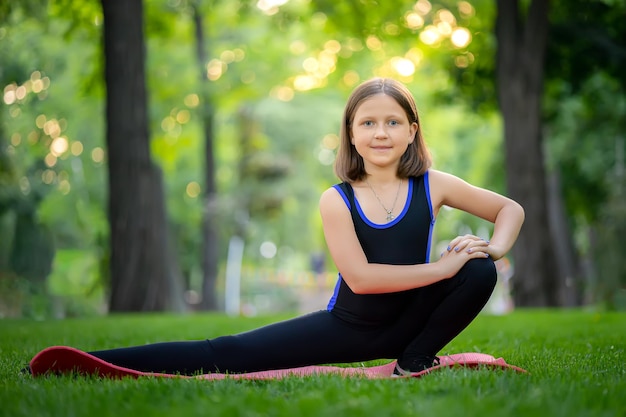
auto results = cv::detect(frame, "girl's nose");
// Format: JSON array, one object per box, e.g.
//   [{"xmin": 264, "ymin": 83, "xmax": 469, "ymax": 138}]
[{"xmin": 374, "ymin": 125, "xmax": 388, "ymax": 138}]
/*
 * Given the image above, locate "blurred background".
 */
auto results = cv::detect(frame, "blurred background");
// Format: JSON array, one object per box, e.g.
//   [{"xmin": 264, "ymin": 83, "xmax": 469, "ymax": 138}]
[{"xmin": 0, "ymin": 0, "xmax": 624, "ymax": 319}]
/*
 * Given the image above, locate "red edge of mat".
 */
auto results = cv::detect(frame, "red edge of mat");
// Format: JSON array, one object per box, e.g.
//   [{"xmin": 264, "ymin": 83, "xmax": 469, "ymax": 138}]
[{"xmin": 29, "ymin": 346, "xmax": 528, "ymax": 380}]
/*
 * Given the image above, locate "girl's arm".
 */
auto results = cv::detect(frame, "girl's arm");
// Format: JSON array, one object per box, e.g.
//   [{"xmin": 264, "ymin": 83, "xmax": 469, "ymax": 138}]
[
  {"xmin": 319, "ymin": 186, "xmax": 492, "ymax": 294},
  {"xmin": 428, "ymin": 169, "xmax": 525, "ymax": 260}
]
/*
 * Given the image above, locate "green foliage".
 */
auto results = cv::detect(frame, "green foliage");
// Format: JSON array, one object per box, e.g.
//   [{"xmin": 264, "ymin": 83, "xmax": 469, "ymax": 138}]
[
  {"xmin": 545, "ymin": 73, "xmax": 626, "ymax": 224},
  {"xmin": 0, "ymin": 0, "xmax": 512, "ymax": 309},
  {"xmin": 3, "ymin": 0, "xmax": 623, "ymax": 312},
  {"xmin": 1, "ymin": 310, "xmax": 625, "ymax": 416},
  {"xmin": 547, "ymin": 0, "xmax": 626, "ymax": 94},
  {"xmin": 0, "ymin": 4, "xmax": 107, "ymax": 309}
]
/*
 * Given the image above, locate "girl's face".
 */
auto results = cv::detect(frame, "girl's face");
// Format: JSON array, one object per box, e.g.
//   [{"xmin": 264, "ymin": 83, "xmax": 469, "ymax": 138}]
[{"xmin": 350, "ymin": 94, "xmax": 417, "ymax": 172}]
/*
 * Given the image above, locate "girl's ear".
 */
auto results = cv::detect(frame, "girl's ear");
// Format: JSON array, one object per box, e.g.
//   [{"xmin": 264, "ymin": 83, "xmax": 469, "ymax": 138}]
[{"xmin": 408, "ymin": 122, "xmax": 418, "ymax": 143}]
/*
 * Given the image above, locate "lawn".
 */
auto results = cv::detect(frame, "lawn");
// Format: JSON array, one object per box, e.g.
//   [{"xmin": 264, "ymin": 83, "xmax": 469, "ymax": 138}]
[{"xmin": 1, "ymin": 309, "xmax": 624, "ymax": 417}]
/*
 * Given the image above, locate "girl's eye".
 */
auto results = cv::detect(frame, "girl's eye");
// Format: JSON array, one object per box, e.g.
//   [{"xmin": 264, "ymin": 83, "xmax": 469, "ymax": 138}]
[
  {"xmin": 363, "ymin": 121, "xmax": 374, "ymax": 127},
  {"xmin": 388, "ymin": 120, "xmax": 399, "ymax": 126}
]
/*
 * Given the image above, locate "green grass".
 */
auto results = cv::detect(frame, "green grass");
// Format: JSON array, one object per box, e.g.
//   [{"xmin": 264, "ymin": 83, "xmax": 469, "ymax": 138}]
[{"xmin": 1, "ymin": 310, "xmax": 624, "ymax": 417}]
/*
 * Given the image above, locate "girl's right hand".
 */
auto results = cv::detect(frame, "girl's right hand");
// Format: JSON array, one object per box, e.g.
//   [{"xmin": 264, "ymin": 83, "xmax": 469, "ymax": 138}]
[{"xmin": 436, "ymin": 235, "xmax": 490, "ymax": 278}]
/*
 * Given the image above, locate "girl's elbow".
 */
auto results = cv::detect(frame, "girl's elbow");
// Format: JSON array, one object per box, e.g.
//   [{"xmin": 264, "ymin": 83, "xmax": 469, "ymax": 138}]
[
  {"xmin": 342, "ymin": 275, "xmax": 372, "ymax": 295},
  {"xmin": 515, "ymin": 201, "xmax": 525, "ymax": 222},
  {"xmin": 506, "ymin": 199, "xmax": 525, "ymax": 223}
]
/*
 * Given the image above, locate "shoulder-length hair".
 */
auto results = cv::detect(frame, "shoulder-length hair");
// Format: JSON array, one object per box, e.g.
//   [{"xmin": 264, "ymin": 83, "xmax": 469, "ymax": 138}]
[{"xmin": 334, "ymin": 78, "xmax": 432, "ymax": 182}]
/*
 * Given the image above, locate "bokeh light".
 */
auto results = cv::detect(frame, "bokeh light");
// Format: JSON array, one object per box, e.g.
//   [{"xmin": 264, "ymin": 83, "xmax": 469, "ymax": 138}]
[
  {"xmin": 271, "ymin": 86, "xmax": 294, "ymax": 101},
  {"xmin": 186, "ymin": 181, "xmax": 201, "ymax": 198},
  {"xmin": 260, "ymin": 241, "xmax": 277, "ymax": 259},
  {"xmin": 256, "ymin": 0, "xmax": 288, "ymax": 15},
  {"xmin": 405, "ymin": 12, "xmax": 425, "ymax": 30},
  {"xmin": 451, "ymin": 27, "xmax": 472, "ymax": 48},
  {"xmin": 420, "ymin": 26, "xmax": 441, "ymax": 45},
  {"xmin": 92, "ymin": 147, "xmax": 105, "ymax": 164},
  {"xmin": 184, "ymin": 94, "xmax": 199, "ymax": 108},
  {"xmin": 391, "ymin": 57, "xmax": 416, "ymax": 77},
  {"xmin": 50, "ymin": 136, "xmax": 69, "ymax": 157},
  {"xmin": 71, "ymin": 141, "xmax": 84, "ymax": 156}
]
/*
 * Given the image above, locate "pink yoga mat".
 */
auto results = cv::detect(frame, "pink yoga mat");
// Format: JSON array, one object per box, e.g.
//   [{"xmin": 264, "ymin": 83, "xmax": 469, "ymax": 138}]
[{"xmin": 29, "ymin": 346, "xmax": 527, "ymax": 380}]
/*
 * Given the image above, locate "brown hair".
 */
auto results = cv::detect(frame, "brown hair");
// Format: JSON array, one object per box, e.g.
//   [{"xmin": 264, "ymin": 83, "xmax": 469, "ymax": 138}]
[{"xmin": 334, "ymin": 78, "xmax": 432, "ymax": 182}]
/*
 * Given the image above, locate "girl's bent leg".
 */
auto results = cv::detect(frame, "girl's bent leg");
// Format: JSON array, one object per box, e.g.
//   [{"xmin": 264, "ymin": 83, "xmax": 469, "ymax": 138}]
[{"xmin": 396, "ymin": 258, "xmax": 497, "ymax": 370}]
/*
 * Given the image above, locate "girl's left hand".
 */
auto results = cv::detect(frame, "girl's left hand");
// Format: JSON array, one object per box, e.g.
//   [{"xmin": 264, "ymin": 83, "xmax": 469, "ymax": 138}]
[
  {"xmin": 444, "ymin": 234, "xmax": 490, "ymax": 256},
  {"xmin": 443, "ymin": 234, "xmax": 506, "ymax": 260}
]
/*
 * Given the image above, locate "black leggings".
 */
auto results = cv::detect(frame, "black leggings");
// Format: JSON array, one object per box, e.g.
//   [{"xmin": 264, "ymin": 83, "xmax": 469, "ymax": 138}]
[{"xmin": 90, "ymin": 258, "xmax": 496, "ymax": 375}]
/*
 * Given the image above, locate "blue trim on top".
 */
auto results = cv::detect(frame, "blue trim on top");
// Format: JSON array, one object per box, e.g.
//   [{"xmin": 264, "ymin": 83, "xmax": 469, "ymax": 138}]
[
  {"xmin": 354, "ymin": 177, "xmax": 414, "ymax": 229},
  {"xmin": 326, "ymin": 274, "xmax": 342, "ymax": 311},
  {"xmin": 327, "ymin": 185, "xmax": 349, "ymax": 311},
  {"xmin": 332, "ymin": 184, "xmax": 351, "ymax": 210},
  {"xmin": 424, "ymin": 171, "xmax": 436, "ymax": 263},
  {"xmin": 424, "ymin": 171, "xmax": 434, "ymax": 224}
]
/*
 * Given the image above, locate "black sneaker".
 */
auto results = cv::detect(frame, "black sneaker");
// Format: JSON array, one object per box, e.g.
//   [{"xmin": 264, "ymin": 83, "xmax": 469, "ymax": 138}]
[{"xmin": 393, "ymin": 355, "xmax": 440, "ymax": 376}]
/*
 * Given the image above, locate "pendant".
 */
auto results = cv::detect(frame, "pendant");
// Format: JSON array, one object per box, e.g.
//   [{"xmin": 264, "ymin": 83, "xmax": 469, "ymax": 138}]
[{"xmin": 386, "ymin": 213, "xmax": 394, "ymax": 221}]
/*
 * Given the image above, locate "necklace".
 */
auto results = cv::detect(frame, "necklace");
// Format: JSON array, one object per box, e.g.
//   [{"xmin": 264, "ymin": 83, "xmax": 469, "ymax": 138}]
[{"xmin": 365, "ymin": 178, "xmax": 403, "ymax": 221}]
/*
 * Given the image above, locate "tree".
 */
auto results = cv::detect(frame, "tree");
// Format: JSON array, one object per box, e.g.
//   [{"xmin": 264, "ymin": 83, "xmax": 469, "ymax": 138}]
[
  {"xmin": 544, "ymin": 1, "xmax": 626, "ymax": 307},
  {"xmin": 495, "ymin": 0, "xmax": 559, "ymax": 306},
  {"xmin": 190, "ymin": 1, "xmax": 219, "ymax": 310},
  {"xmin": 101, "ymin": 0, "xmax": 183, "ymax": 312}
]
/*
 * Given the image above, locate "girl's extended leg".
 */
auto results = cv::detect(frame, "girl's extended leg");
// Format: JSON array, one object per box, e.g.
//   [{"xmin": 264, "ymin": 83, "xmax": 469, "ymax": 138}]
[{"xmin": 89, "ymin": 310, "xmax": 380, "ymax": 375}]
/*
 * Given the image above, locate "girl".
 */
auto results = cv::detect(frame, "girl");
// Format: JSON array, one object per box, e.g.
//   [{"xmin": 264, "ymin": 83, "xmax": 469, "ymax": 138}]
[{"xmin": 85, "ymin": 78, "xmax": 525, "ymax": 376}]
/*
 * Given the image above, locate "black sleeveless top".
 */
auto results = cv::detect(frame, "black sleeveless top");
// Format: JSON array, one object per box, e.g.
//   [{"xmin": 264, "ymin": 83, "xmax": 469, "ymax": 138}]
[{"xmin": 326, "ymin": 174, "xmax": 435, "ymax": 326}]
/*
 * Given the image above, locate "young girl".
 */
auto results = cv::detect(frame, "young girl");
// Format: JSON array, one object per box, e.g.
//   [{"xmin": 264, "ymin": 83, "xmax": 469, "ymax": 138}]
[{"xmin": 86, "ymin": 78, "xmax": 524, "ymax": 376}]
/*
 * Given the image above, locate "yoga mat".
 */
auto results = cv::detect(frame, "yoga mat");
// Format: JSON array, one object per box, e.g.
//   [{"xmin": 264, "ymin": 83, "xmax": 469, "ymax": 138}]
[{"xmin": 28, "ymin": 346, "xmax": 527, "ymax": 380}]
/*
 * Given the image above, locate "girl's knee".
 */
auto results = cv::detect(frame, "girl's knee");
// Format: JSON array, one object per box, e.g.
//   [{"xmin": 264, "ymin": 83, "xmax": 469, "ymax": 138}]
[{"xmin": 460, "ymin": 258, "xmax": 497, "ymax": 291}]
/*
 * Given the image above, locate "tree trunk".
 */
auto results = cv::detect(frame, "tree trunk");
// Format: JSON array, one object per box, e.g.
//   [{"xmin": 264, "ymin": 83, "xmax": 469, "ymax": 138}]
[
  {"xmin": 192, "ymin": 4, "xmax": 219, "ymax": 310},
  {"xmin": 0, "ymin": 117, "xmax": 15, "ymax": 273},
  {"xmin": 496, "ymin": 0, "xmax": 560, "ymax": 306},
  {"xmin": 546, "ymin": 170, "xmax": 583, "ymax": 306},
  {"xmin": 102, "ymin": 0, "xmax": 182, "ymax": 312}
]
